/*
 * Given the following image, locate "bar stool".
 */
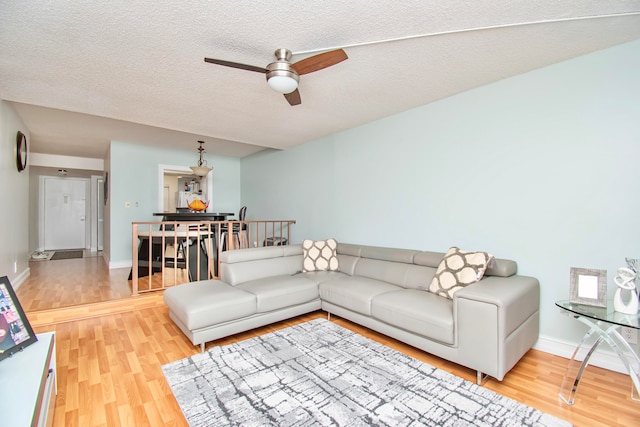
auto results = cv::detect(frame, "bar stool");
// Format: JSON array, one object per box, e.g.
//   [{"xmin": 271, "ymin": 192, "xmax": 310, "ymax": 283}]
[{"xmin": 220, "ymin": 206, "xmax": 248, "ymax": 251}]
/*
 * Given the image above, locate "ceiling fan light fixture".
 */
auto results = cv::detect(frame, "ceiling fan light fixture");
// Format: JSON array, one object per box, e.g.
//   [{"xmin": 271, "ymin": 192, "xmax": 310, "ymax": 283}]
[
  {"xmin": 267, "ymin": 70, "xmax": 299, "ymax": 94},
  {"xmin": 266, "ymin": 57, "xmax": 299, "ymax": 94},
  {"xmin": 267, "ymin": 74, "xmax": 299, "ymax": 94}
]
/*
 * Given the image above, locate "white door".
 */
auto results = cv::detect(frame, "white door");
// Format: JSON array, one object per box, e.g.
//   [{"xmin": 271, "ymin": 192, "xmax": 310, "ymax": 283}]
[{"xmin": 44, "ymin": 177, "xmax": 87, "ymax": 250}]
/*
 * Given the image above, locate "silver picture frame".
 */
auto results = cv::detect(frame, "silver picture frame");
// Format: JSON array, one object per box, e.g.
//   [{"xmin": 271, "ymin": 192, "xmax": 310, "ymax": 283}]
[{"xmin": 569, "ymin": 267, "xmax": 607, "ymax": 307}]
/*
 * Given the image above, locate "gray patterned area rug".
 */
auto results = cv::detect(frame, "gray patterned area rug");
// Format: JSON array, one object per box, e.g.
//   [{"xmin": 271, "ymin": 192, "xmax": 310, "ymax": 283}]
[{"xmin": 162, "ymin": 319, "xmax": 571, "ymax": 427}]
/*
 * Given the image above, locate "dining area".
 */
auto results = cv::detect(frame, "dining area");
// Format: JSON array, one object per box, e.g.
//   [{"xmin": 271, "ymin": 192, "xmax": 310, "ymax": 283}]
[{"xmin": 129, "ymin": 208, "xmax": 295, "ymax": 295}]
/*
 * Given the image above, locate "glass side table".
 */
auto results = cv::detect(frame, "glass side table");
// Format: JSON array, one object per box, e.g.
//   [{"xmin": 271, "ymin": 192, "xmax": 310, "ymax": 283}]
[{"xmin": 556, "ymin": 300, "xmax": 640, "ymax": 405}]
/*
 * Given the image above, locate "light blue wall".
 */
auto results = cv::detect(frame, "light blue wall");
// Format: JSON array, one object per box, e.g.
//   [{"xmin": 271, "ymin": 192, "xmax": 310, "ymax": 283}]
[
  {"xmin": 109, "ymin": 141, "xmax": 241, "ymax": 263},
  {"xmin": 0, "ymin": 101, "xmax": 30, "ymax": 287},
  {"xmin": 242, "ymin": 39, "xmax": 640, "ymax": 345}
]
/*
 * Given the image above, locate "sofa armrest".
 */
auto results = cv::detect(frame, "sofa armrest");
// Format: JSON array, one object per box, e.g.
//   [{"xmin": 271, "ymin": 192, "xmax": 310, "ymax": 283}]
[
  {"xmin": 455, "ymin": 275, "xmax": 540, "ymax": 336},
  {"xmin": 453, "ymin": 275, "xmax": 540, "ymax": 380}
]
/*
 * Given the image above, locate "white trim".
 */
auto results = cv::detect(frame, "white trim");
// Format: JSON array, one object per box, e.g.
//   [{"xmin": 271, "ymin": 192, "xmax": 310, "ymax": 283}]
[
  {"xmin": 38, "ymin": 175, "xmax": 45, "ymax": 251},
  {"xmin": 90, "ymin": 175, "xmax": 103, "ymax": 252},
  {"xmin": 30, "ymin": 152, "xmax": 104, "ymax": 170},
  {"xmin": 109, "ymin": 260, "xmax": 132, "ymax": 269},
  {"xmin": 101, "ymin": 252, "xmax": 131, "ymax": 270},
  {"xmin": 534, "ymin": 334, "xmax": 629, "ymax": 375},
  {"xmin": 10, "ymin": 268, "xmax": 30, "ymax": 291}
]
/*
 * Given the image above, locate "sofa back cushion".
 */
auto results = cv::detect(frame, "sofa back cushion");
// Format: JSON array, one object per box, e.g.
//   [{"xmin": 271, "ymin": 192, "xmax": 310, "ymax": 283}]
[
  {"xmin": 336, "ymin": 243, "xmax": 362, "ymax": 276},
  {"xmin": 219, "ymin": 242, "xmax": 518, "ymax": 288},
  {"xmin": 352, "ymin": 259, "xmax": 436, "ymax": 290},
  {"xmin": 347, "ymin": 244, "xmax": 433, "ymax": 290},
  {"xmin": 336, "ymin": 254, "xmax": 359, "ymax": 276},
  {"xmin": 486, "ymin": 258, "xmax": 517, "ymax": 277},
  {"xmin": 360, "ymin": 245, "xmax": 418, "ymax": 263},
  {"xmin": 354, "ymin": 258, "xmax": 410, "ymax": 287},
  {"xmin": 220, "ymin": 245, "xmax": 303, "ymax": 286},
  {"xmin": 336, "ymin": 243, "xmax": 516, "ymax": 289},
  {"xmin": 412, "ymin": 249, "xmax": 516, "ymax": 276},
  {"xmin": 403, "ymin": 264, "xmax": 437, "ymax": 290},
  {"xmin": 413, "ymin": 251, "xmax": 446, "ymax": 268}
]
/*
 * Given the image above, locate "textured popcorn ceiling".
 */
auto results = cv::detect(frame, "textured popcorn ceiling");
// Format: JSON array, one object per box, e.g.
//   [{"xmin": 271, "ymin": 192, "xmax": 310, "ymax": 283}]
[{"xmin": 1, "ymin": 1, "xmax": 639, "ymax": 159}]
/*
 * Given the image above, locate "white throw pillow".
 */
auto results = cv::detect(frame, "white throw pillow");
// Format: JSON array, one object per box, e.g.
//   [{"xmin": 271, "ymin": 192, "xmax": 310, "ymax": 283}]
[
  {"xmin": 302, "ymin": 239, "xmax": 339, "ymax": 272},
  {"xmin": 429, "ymin": 247, "xmax": 494, "ymax": 299}
]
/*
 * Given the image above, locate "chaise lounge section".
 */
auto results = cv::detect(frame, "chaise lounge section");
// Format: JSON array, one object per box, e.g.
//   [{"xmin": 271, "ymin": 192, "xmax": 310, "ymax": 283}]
[{"xmin": 163, "ymin": 242, "xmax": 539, "ymax": 382}]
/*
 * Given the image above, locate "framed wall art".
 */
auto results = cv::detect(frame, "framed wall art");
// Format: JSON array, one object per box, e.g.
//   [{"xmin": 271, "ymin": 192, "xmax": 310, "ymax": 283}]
[
  {"xmin": 569, "ymin": 267, "xmax": 607, "ymax": 307},
  {"xmin": 0, "ymin": 276, "xmax": 37, "ymax": 362}
]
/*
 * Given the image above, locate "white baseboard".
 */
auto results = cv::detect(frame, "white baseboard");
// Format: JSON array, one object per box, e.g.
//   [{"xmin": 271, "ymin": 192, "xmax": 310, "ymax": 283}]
[
  {"xmin": 108, "ymin": 259, "xmax": 132, "ymax": 269},
  {"xmin": 11, "ymin": 268, "xmax": 31, "ymax": 290},
  {"xmin": 534, "ymin": 334, "xmax": 631, "ymax": 375}
]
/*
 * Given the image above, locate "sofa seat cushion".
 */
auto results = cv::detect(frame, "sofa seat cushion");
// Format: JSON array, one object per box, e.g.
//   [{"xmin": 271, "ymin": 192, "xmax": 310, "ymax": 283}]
[
  {"xmin": 163, "ymin": 280, "xmax": 256, "ymax": 330},
  {"xmin": 236, "ymin": 275, "xmax": 319, "ymax": 313},
  {"xmin": 319, "ymin": 277, "xmax": 400, "ymax": 316},
  {"xmin": 371, "ymin": 289, "xmax": 454, "ymax": 345}
]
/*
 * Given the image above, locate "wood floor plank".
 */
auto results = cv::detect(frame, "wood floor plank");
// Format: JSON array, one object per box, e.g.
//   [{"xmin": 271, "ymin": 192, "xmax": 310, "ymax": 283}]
[
  {"xmin": 23, "ymin": 257, "xmax": 640, "ymax": 426},
  {"xmin": 103, "ymin": 402, "xmax": 121, "ymax": 427}
]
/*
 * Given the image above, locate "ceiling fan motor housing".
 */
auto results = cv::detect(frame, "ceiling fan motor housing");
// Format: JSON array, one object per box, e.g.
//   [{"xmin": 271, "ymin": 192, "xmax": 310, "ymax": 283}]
[{"xmin": 266, "ymin": 49, "xmax": 299, "ymax": 94}]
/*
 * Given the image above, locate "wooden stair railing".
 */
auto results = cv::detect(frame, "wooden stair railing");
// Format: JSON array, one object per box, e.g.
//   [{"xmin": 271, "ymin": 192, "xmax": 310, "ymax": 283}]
[{"xmin": 130, "ymin": 219, "xmax": 295, "ymax": 295}]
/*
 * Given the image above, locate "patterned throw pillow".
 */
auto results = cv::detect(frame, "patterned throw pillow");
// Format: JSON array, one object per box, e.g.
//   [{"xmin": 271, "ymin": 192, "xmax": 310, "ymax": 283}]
[
  {"xmin": 428, "ymin": 247, "xmax": 494, "ymax": 299},
  {"xmin": 302, "ymin": 239, "xmax": 339, "ymax": 272}
]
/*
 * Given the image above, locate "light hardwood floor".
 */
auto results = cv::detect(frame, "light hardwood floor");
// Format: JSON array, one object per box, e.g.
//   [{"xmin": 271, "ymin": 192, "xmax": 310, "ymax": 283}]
[
  {"xmin": 22, "ymin": 257, "xmax": 640, "ymax": 426},
  {"xmin": 19, "ymin": 252, "xmax": 190, "ymax": 311},
  {"xmin": 19, "ymin": 252, "xmax": 132, "ymax": 311}
]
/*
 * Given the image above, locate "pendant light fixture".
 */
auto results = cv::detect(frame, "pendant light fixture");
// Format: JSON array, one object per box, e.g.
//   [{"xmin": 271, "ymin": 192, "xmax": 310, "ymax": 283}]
[{"xmin": 190, "ymin": 140, "xmax": 212, "ymax": 177}]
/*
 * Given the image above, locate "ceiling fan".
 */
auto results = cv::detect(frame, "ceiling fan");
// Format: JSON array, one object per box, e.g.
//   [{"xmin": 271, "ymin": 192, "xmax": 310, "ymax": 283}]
[{"xmin": 204, "ymin": 48, "xmax": 348, "ymax": 106}]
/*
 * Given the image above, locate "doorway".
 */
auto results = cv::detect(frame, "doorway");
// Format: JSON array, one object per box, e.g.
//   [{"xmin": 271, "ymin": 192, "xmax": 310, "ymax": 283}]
[
  {"xmin": 157, "ymin": 164, "xmax": 213, "ymax": 212},
  {"xmin": 40, "ymin": 176, "xmax": 88, "ymax": 250}
]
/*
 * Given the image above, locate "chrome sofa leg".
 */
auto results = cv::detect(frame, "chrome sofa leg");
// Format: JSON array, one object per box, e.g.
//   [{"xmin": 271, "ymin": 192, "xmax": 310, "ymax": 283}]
[
  {"xmin": 477, "ymin": 371, "xmax": 489, "ymax": 385},
  {"xmin": 201, "ymin": 342, "xmax": 205, "ymax": 353}
]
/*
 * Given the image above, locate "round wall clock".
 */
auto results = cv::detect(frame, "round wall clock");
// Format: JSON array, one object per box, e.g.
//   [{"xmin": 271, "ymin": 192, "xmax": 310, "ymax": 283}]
[{"xmin": 16, "ymin": 131, "xmax": 28, "ymax": 172}]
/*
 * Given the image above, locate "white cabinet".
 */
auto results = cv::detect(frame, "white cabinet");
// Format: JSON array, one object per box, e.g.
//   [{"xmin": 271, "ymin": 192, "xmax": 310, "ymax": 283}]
[{"xmin": 0, "ymin": 332, "xmax": 56, "ymax": 426}]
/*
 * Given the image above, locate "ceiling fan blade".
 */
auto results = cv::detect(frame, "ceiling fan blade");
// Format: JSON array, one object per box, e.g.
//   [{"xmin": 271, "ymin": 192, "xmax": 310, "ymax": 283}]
[
  {"xmin": 204, "ymin": 57, "xmax": 267, "ymax": 73},
  {"xmin": 284, "ymin": 89, "xmax": 301, "ymax": 106},
  {"xmin": 290, "ymin": 49, "xmax": 348, "ymax": 75}
]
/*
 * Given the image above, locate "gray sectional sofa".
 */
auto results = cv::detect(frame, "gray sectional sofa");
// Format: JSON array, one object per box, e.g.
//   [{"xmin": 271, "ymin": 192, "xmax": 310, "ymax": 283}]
[{"xmin": 163, "ymin": 242, "xmax": 540, "ymax": 382}]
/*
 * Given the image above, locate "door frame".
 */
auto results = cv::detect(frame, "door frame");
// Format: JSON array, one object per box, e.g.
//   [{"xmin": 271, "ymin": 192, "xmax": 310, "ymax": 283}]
[
  {"xmin": 38, "ymin": 175, "xmax": 91, "ymax": 251},
  {"xmin": 94, "ymin": 175, "xmax": 104, "ymax": 252},
  {"xmin": 157, "ymin": 164, "xmax": 213, "ymax": 212}
]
